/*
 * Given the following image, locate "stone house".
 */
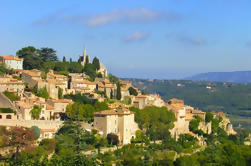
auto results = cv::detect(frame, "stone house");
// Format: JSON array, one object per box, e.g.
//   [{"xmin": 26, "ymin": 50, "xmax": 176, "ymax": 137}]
[
  {"xmin": 15, "ymin": 101, "xmax": 34, "ymax": 120},
  {"xmin": 96, "ymin": 80, "xmax": 117, "ymax": 99},
  {"xmin": 21, "ymin": 69, "xmax": 41, "ymax": 88},
  {"xmin": 121, "ymin": 87, "xmax": 130, "ymax": 100},
  {"xmin": 46, "ymin": 99, "xmax": 73, "ymax": 120},
  {"xmin": 132, "ymin": 95, "xmax": 147, "ymax": 109},
  {"xmin": 146, "ymin": 94, "xmax": 165, "ymax": 107},
  {"xmin": 94, "ymin": 108, "xmax": 138, "ymax": 144},
  {"xmin": 166, "ymin": 99, "xmax": 190, "ymax": 138},
  {"xmin": 47, "ymin": 71, "xmax": 68, "ymax": 94},
  {"xmin": 0, "ymin": 56, "xmax": 23, "ymax": 70},
  {"xmin": 0, "ymin": 113, "xmax": 17, "ymax": 120},
  {"xmin": 120, "ymin": 80, "xmax": 132, "ymax": 89},
  {"xmin": 0, "ymin": 75, "xmax": 24, "ymax": 93}
]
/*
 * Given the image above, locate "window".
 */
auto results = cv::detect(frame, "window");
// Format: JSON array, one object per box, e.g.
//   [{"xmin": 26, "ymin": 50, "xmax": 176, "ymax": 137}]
[
  {"xmin": 115, "ymin": 128, "xmax": 117, "ymax": 132},
  {"xmin": 6, "ymin": 115, "xmax": 12, "ymax": 119},
  {"xmin": 115, "ymin": 120, "xmax": 117, "ymax": 125}
]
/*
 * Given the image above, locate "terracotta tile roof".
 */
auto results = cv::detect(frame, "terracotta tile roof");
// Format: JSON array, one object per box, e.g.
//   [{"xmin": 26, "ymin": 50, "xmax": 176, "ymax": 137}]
[
  {"xmin": 95, "ymin": 109, "xmax": 134, "ymax": 115},
  {"xmin": 50, "ymin": 99, "xmax": 73, "ymax": 104},
  {"xmin": 187, "ymin": 132, "xmax": 198, "ymax": 137},
  {"xmin": 47, "ymin": 73, "xmax": 67, "ymax": 78},
  {"xmin": 22, "ymin": 70, "xmax": 40, "ymax": 77},
  {"xmin": 1, "ymin": 56, "xmax": 22, "ymax": 61},
  {"xmin": 41, "ymin": 129, "xmax": 56, "ymax": 132},
  {"xmin": 16, "ymin": 101, "xmax": 33, "ymax": 109},
  {"xmin": 46, "ymin": 104, "xmax": 54, "ymax": 110},
  {"xmin": 136, "ymin": 95, "xmax": 147, "ymax": 98}
]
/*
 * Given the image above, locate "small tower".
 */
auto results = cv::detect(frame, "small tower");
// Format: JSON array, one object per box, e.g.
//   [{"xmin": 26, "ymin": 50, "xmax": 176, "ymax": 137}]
[{"xmin": 81, "ymin": 47, "xmax": 87, "ymax": 67}]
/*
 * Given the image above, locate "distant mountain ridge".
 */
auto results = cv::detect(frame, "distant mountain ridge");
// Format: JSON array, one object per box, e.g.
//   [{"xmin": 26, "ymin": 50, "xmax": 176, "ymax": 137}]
[{"xmin": 184, "ymin": 71, "xmax": 251, "ymax": 83}]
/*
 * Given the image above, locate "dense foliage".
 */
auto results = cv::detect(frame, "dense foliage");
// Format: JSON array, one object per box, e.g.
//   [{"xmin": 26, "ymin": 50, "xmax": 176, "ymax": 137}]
[
  {"xmin": 130, "ymin": 106, "xmax": 176, "ymax": 141},
  {"xmin": 3, "ymin": 91, "xmax": 20, "ymax": 101},
  {"xmin": 16, "ymin": 46, "xmax": 103, "ymax": 80},
  {"xmin": 130, "ymin": 79, "xmax": 251, "ymax": 131}
]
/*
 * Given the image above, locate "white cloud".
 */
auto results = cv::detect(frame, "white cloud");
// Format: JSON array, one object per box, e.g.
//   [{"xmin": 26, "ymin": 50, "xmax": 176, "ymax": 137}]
[
  {"xmin": 124, "ymin": 31, "xmax": 149, "ymax": 42},
  {"xmin": 33, "ymin": 8, "xmax": 181, "ymax": 27}
]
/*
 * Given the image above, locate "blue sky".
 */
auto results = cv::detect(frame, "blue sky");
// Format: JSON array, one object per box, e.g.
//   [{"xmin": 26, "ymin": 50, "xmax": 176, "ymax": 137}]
[{"xmin": 1, "ymin": 0, "xmax": 251, "ymax": 79}]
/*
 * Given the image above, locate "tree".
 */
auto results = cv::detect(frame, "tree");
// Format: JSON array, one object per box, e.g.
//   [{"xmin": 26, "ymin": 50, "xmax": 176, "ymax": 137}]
[
  {"xmin": 9, "ymin": 127, "xmax": 35, "ymax": 160},
  {"xmin": 129, "ymin": 87, "xmax": 138, "ymax": 96},
  {"xmin": 16, "ymin": 46, "xmax": 42, "ymax": 69},
  {"xmin": 31, "ymin": 126, "xmax": 40, "ymax": 140},
  {"xmin": 92, "ymin": 57, "xmax": 100, "ymax": 70},
  {"xmin": 85, "ymin": 56, "xmax": 90, "ymax": 64},
  {"xmin": 189, "ymin": 119, "xmax": 200, "ymax": 132},
  {"xmin": 66, "ymin": 103, "xmax": 96, "ymax": 122},
  {"xmin": 58, "ymin": 87, "xmax": 63, "ymax": 99},
  {"xmin": 116, "ymin": 83, "xmax": 121, "ymax": 100},
  {"xmin": 94, "ymin": 102, "xmax": 109, "ymax": 112},
  {"xmin": 36, "ymin": 87, "xmax": 49, "ymax": 99},
  {"xmin": 30, "ymin": 105, "xmax": 42, "ymax": 120},
  {"xmin": 107, "ymin": 133, "xmax": 119, "ymax": 145},
  {"xmin": 108, "ymin": 74, "xmax": 119, "ymax": 84},
  {"xmin": 70, "ymin": 58, "xmax": 72, "ymax": 63},
  {"xmin": 39, "ymin": 47, "xmax": 58, "ymax": 62},
  {"xmin": 205, "ymin": 112, "xmax": 213, "ymax": 123},
  {"xmin": 63, "ymin": 56, "xmax": 66, "ymax": 62},
  {"xmin": 0, "ymin": 63, "xmax": 8, "ymax": 75}
]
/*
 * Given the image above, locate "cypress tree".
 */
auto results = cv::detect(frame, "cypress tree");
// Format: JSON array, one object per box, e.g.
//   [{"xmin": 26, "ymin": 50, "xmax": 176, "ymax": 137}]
[{"xmin": 116, "ymin": 83, "xmax": 121, "ymax": 100}]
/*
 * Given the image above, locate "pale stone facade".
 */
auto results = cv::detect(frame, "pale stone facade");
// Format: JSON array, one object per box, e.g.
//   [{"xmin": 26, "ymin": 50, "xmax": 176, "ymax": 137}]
[
  {"xmin": 0, "ymin": 56, "xmax": 23, "ymax": 70},
  {"xmin": 94, "ymin": 108, "xmax": 138, "ymax": 144},
  {"xmin": 0, "ymin": 113, "xmax": 17, "ymax": 120},
  {"xmin": 21, "ymin": 69, "xmax": 41, "ymax": 88},
  {"xmin": 0, "ymin": 75, "xmax": 24, "ymax": 93}
]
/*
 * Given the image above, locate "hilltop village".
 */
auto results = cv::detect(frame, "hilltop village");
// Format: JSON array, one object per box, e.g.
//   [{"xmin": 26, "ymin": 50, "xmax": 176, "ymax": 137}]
[
  {"xmin": 0, "ymin": 48, "xmax": 237, "ymax": 145},
  {"xmin": 1, "ymin": 47, "xmax": 251, "ymax": 166}
]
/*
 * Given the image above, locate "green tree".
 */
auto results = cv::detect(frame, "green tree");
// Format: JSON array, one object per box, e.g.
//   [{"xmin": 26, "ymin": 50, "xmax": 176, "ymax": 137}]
[
  {"xmin": 36, "ymin": 87, "xmax": 49, "ymax": 99},
  {"xmin": 39, "ymin": 47, "xmax": 58, "ymax": 62},
  {"xmin": 16, "ymin": 46, "xmax": 42, "ymax": 69},
  {"xmin": 94, "ymin": 102, "xmax": 109, "ymax": 112},
  {"xmin": 63, "ymin": 56, "xmax": 66, "ymax": 62},
  {"xmin": 92, "ymin": 57, "xmax": 100, "ymax": 70},
  {"xmin": 116, "ymin": 83, "xmax": 121, "ymax": 100},
  {"xmin": 66, "ymin": 103, "xmax": 96, "ymax": 122},
  {"xmin": 30, "ymin": 126, "xmax": 40, "ymax": 140},
  {"xmin": 30, "ymin": 105, "xmax": 42, "ymax": 120},
  {"xmin": 205, "ymin": 112, "xmax": 214, "ymax": 123},
  {"xmin": 129, "ymin": 87, "xmax": 138, "ymax": 96},
  {"xmin": 108, "ymin": 74, "xmax": 119, "ymax": 84},
  {"xmin": 58, "ymin": 87, "xmax": 63, "ymax": 99},
  {"xmin": 189, "ymin": 119, "xmax": 200, "ymax": 132},
  {"xmin": 0, "ymin": 63, "xmax": 8, "ymax": 75},
  {"xmin": 85, "ymin": 56, "xmax": 90, "ymax": 64}
]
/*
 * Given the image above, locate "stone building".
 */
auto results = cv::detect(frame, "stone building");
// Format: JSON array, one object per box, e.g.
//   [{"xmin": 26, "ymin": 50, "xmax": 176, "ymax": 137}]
[
  {"xmin": 132, "ymin": 95, "xmax": 147, "ymax": 109},
  {"xmin": 0, "ymin": 56, "xmax": 23, "ymax": 70},
  {"xmin": 96, "ymin": 79, "xmax": 116, "ymax": 99},
  {"xmin": 0, "ymin": 75, "xmax": 24, "ymax": 93},
  {"xmin": 21, "ymin": 69, "xmax": 41, "ymax": 88},
  {"xmin": 166, "ymin": 99, "xmax": 190, "ymax": 138},
  {"xmin": 94, "ymin": 108, "xmax": 138, "ymax": 144},
  {"xmin": 46, "ymin": 99, "xmax": 73, "ymax": 120}
]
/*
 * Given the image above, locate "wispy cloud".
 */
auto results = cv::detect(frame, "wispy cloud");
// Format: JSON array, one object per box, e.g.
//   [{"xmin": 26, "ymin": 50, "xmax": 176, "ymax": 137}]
[
  {"xmin": 124, "ymin": 31, "xmax": 150, "ymax": 42},
  {"xmin": 179, "ymin": 36, "xmax": 206, "ymax": 45},
  {"xmin": 33, "ymin": 8, "xmax": 181, "ymax": 27}
]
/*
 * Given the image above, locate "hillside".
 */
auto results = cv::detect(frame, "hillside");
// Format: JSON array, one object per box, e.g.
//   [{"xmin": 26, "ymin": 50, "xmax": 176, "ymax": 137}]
[
  {"xmin": 127, "ymin": 78, "xmax": 251, "ymax": 131},
  {"xmin": 184, "ymin": 71, "xmax": 251, "ymax": 83}
]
